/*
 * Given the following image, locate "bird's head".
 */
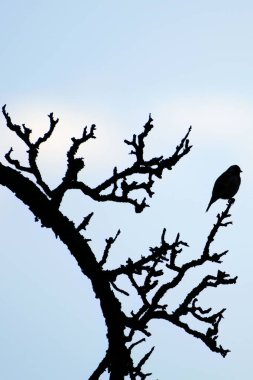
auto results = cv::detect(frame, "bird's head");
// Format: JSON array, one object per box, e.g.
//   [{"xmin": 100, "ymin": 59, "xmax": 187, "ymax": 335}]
[{"xmin": 228, "ymin": 165, "xmax": 242, "ymax": 174}]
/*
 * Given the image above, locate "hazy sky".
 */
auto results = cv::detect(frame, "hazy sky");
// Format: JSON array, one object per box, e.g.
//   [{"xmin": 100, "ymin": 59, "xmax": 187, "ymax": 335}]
[{"xmin": 0, "ymin": 1, "xmax": 252, "ymax": 379}]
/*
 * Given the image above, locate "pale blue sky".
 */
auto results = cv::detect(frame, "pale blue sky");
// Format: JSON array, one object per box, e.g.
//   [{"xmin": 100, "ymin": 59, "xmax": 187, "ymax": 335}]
[{"xmin": 0, "ymin": 1, "xmax": 252, "ymax": 379}]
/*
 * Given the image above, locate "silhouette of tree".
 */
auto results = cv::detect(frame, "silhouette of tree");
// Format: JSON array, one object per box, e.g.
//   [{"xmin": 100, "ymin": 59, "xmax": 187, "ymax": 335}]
[{"xmin": 0, "ymin": 106, "xmax": 238, "ymax": 379}]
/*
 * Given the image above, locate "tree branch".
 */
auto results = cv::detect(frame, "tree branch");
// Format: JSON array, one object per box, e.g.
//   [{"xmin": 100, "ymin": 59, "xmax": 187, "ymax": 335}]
[
  {"xmin": 100, "ymin": 229, "xmax": 121, "ymax": 267},
  {"xmin": 107, "ymin": 201, "xmax": 237, "ymax": 362},
  {"xmin": 88, "ymin": 352, "xmax": 109, "ymax": 380},
  {"xmin": 0, "ymin": 106, "xmax": 239, "ymax": 378},
  {"xmin": 50, "ymin": 115, "xmax": 192, "ymax": 211},
  {"xmin": 0, "ymin": 162, "xmax": 131, "ymax": 379}
]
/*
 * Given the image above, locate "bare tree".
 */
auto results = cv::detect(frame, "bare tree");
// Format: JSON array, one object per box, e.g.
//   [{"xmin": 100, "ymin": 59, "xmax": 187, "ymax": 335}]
[{"xmin": 0, "ymin": 106, "xmax": 238, "ymax": 379}]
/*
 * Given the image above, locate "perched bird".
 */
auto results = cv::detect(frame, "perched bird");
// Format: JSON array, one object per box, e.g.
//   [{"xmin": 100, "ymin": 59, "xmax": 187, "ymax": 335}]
[{"xmin": 206, "ymin": 165, "xmax": 242, "ymax": 212}]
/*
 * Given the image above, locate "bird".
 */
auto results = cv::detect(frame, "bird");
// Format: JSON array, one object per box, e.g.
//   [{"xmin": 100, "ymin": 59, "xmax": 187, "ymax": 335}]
[{"xmin": 206, "ymin": 165, "xmax": 242, "ymax": 212}]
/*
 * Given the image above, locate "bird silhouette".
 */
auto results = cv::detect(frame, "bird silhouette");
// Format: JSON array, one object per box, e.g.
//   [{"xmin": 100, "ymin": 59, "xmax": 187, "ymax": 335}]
[{"xmin": 206, "ymin": 165, "xmax": 242, "ymax": 212}]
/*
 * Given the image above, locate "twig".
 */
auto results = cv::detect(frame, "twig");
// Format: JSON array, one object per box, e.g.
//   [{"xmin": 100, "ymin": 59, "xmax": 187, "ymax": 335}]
[
  {"xmin": 77, "ymin": 212, "xmax": 94, "ymax": 232},
  {"xmin": 100, "ymin": 229, "xmax": 121, "ymax": 267}
]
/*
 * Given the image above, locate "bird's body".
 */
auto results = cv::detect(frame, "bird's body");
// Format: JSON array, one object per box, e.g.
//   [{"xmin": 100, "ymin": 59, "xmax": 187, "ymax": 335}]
[{"xmin": 206, "ymin": 165, "xmax": 242, "ymax": 212}]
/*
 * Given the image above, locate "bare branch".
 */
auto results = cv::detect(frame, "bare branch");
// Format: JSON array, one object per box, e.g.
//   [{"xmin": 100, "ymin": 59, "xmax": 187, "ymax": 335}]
[
  {"xmin": 132, "ymin": 346, "xmax": 154, "ymax": 379},
  {"xmin": 77, "ymin": 212, "xmax": 94, "ymax": 232},
  {"xmin": 124, "ymin": 114, "xmax": 154, "ymax": 163},
  {"xmin": 152, "ymin": 310, "xmax": 230, "ymax": 357},
  {"xmin": 100, "ymin": 229, "xmax": 121, "ymax": 267},
  {"xmin": 49, "ymin": 115, "xmax": 192, "ymax": 212},
  {"xmin": 128, "ymin": 338, "xmax": 146, "ymax": 352},
  {"xmin": 0, "ymin": 107, "xmax": 240, "ymax": 378},
  {"xmin": 2, "ymin": 106, "xmax": 53, "ymax": 195},
  {"xmin": 173, "ymin": 271, "xmax": 237, "ymax": 318},
  {"xmin": 2, "ymin": 105, "xmax": 32, "ymax": 146},
  {"xmin": 88, "ymin": 352, "xmax": 109, "ymax": 380},
  {"xmin": 5, "ymin": 148, "xmax": 32, "ymax": 173},
  {"xmin": 106, "ymin": 229, "xmax": 188, "ymax": 281},
  {"xmin": 203, "ymin": 198, "xmax": 234, "ymax": 260},
  {"xmin": 110, "ymin": 280, "xmax": 130, "ymax": 296},
  {"xmin": 110, "ymin": 201, "xmax": 238, "ymax": 362},
  {"xmin": 34, "ymin": 112, "xmax": 59, "ymax": 148}
]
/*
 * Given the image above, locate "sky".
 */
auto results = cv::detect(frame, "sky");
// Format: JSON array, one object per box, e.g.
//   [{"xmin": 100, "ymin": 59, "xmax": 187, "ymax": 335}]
[{"xmin": 0, "ymin": 1, "xmax": 252, "ymax": 379}]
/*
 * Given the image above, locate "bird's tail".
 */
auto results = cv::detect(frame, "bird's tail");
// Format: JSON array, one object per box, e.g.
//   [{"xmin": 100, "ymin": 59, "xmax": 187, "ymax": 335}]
[{"xmin": 206, "ymin": 199, "xmax": 212, "ymax": 212}]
